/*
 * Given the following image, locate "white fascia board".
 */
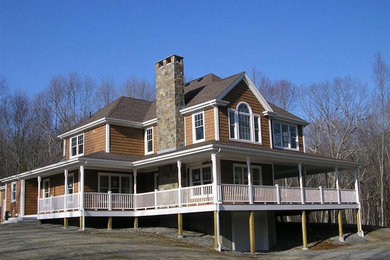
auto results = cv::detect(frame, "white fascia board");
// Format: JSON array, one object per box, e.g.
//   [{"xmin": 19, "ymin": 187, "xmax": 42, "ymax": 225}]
[
  {"xmin": 142, "ymin": 118, "xmax": 157, "ymax": 127},
  {"xmin": 58, "ymin": 117, "xmax": 151, "ymax": 139},
  {"xmin": 78, "ymin": 158, "xmax": 132, "ymax": 169},
  {"xmin": 180, "ymin": 99, "xmax": 229, "ymax": 115},
  {"xmin": 0, "ymin": 159, "xmax": 81, "ymax": 182},
  {"xmin": 217, "ymin": 73, "xmax": 274, "ymax": 112},
  {"xmin": 58, "ymin": 118, "xmax": 106, "ymax": 139},
  {"xmin": 133, "ymin": 144, "xmax": 216, "ymax": 167},
  {"xmin": 214, "ymin": 143, "xmax": 360, "ymax": 169},
  {"xmin": 106, "ymin": 118, "xmax": 143, "ymax": 128},
  {"xmin": 263, "ymin": 111, "xmax": 310, "ymax": 126}
]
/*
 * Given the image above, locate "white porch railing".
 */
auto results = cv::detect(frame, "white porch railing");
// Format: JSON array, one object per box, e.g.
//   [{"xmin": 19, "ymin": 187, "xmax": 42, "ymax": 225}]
[
  {"xmin": 37, "ymin": 185, "xmax": 358, "ymax": 214},
  {"xmin": 38, "ymin": 193, "xmax": 79, "ymax": 213}
]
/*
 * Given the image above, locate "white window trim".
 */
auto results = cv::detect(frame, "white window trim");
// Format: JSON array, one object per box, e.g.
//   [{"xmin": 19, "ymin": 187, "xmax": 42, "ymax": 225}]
[
  {"xmin": 228, "ymin": 102, "xmax": 262, "ymax": 144},
  {"xmin": 144, "ymin": 127, "xmax": 154, "ymax": 155},
  {"xmin": 42, "ymin": 179, "xmax": 50, "ymax": 198},
  {"xmin": 98, "ymin": 172, "xmax": 132, "ymax": 194},
  {"xmin": 233, "ymin": 164, "xmax": 262, "ymax": 185},
  {"xmin": 11, "ymin": 182, "xmax": 16, "ymax": 202},
  {"xmin": 67, "ymin": 173, "xmax": 74, "ymax": 194},
  {"xmin": 192, "ymin": 111, "xmax": 205, "ymax": 143},
  {"xmin": 272, "ymin": 121, "xmax": 299, "ymax": 151},
  {"xmin": 69, "ymin": 133, "xmax": 84, "ymax": 158}
]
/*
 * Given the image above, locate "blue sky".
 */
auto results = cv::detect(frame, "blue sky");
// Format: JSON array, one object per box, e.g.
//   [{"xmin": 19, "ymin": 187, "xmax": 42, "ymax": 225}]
[{"xmin": 1, "ymin": 0, "xmax": 389, "ymax": 96}]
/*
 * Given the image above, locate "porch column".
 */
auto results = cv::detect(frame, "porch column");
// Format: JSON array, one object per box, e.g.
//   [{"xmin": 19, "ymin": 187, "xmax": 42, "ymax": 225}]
[
  {"xmin": 64, "ymin": 169, "xmax": 68, "ymax": 212},
  {"xmin": 177, "ymin": 160, "xmax": 182, "ymax": 207},
  {"xmin": 354, "ymin": 169, "xmax": 364, "ymax": 237},
  {"xmin": 213, "ymin": 210, "xmax": 221, "ymax": 251},
  {"xmin": 20, "ymin": 179, "xmax": 25, "ymax": 217},
  {"xmin": 177, "ymin": 213, "xmax": 183, "ymax": 238},
  {"xmin": 37, "ymin": 176, "xmax": 41, "ymax": 216},
  {"xmin": 211, "ymin": 153, "xmax": 219, "ymax": 203},
  {"xmin": 247, "ymin": 157, "xmax": 253, "ymax": 204},
  {"xmin": 249, "ymin": 211, "xmax": 255, "ymax": 254},
  {"xmin": 338, "ymin": 210, "xmax": 344, "ymax": 242},
  {"xmin": 335, "ymin": 167, "xmax": 341, "ymax": 204},
  {"xmin": 4, "ymin": 183, "xmax": 7, "ymax": 221},
  {"xmin": 133, "ymin": 169, "xmax": 137, "ymax": 210},
  {"xmin": 301, "ymin": 210, "xmax": 308, "ymax": 250},
  {"xmin": 79, "ymin": 165, "xmax": 85, "ymax": 231},
  {"xmin": 298, "ymin": 163, "xmax": 305, "ymax": 204}
]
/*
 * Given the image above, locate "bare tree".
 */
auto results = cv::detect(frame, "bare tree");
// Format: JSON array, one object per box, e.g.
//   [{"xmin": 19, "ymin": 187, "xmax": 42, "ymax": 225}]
[
  {"xmin": 95, "ymin": 76, "xmax": 118, "ymax": 109},
  {"xmin": 372, "ymin": 52, "xmax": 390, "ymax": 226},
  {"xmin": 120, "ymin": 76, "xmax": 155, "ymax": 101}
]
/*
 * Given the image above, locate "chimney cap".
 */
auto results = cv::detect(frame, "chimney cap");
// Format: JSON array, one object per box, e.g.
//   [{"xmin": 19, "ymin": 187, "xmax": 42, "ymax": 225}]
[{"xmin": 155, "ymin": 54, "xmax": 183, "ymax": 65}]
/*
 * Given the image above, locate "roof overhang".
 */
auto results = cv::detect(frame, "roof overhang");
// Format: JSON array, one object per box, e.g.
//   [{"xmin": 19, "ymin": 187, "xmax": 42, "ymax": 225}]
[
  {"xmin": 180, "ymin": 99, "xmax": 229, "ymax": 115},
  {"xmin": 263, "ymin": 111, "xmax": 310, "ymax": 126},
  {"xmin": 0, "ymin": 158, "xmax": 81, "ymax": 182},
  {"xmin": 217, "ymin": 73, "xmax": 274, "ymax": 112},
  {"xmin": 58, "ymin": 117, "xmax": 156, "ymax": 139}
]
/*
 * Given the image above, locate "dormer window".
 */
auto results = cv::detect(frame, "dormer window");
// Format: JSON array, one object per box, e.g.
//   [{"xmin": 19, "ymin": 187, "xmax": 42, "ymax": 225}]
[
  {"xmin": 228, "ymin": 102, "xmax": 261, "ymax": 144},
  {"xmin": 145, "ymin": 127, "xmax": 154, "ymax": 154},
  {"xmin": 272, "ymin": 122, "xmax": 298, "ymax": 150},
  {"xmin": 70, "ymin": 134, "xmax": 84, "ymax": 157}
]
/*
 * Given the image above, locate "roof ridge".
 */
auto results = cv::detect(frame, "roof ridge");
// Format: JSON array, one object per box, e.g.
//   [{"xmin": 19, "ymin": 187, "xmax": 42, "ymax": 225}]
[{"xmin": 107, "ymin": 96, "xmax": 125, "ymax": 118}]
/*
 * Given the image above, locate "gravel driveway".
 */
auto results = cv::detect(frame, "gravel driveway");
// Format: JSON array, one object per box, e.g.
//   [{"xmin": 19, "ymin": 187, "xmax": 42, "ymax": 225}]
[{"xmin": 0, "ymin": 223, "xmax": 389, "ymax": 259}]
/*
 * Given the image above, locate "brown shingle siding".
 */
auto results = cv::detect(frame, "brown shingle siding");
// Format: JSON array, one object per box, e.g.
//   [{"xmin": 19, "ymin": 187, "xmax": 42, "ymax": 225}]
[
  {"xmin": 84, "ymin": 125, "xmax": 106, "ymax": 156},
  {"xmin": 110, "ymin": 125, "xmax": 144, "ymax": 156},
  {"xmin": 220, "ymin": 80, "xmax": 271, "ymax": 148}
]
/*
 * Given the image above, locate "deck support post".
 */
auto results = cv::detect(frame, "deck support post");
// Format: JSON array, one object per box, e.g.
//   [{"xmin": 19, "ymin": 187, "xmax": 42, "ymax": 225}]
[
  {"xmin": 338, "ymin": 210, "xmax": 344, "ymax": 242},
  {"xmin": 64, "ymin": 218, "xmax": 68, "ymax": 228},
  {"xmin": 354, "ymin": 169, "xmax": 364, "ymax": 237},
  {"xmin": 213, "ymin": 210, "xmax": 221, "ymax": 250},
  {"xmin": 134, "ymin": 217, "xmax": 138, "ymax": 229},
  {"xmin": 79, "ymin": 216, "xmax": 83, "ymax": 230},
  {"xmin": 177, "ymin": 213, "xmax": 183, "ymax": 238},
  {"xmin": 107, "ymin": 217, "xmax": 112, "ymax": 230},
  {"xmin": 249, "ymin": 211, "xmax": 255, "ymax": 254},
  {"xmin": 301, "ymin": 210, "xmax": 308, "ymax": 250},
  {"xmin": 177, "ymin": 160, "xmax": 182, "ymax": 207},
  {"xmin": 298, "ymin": 163, "xmax": 305, "ymax": 204}
]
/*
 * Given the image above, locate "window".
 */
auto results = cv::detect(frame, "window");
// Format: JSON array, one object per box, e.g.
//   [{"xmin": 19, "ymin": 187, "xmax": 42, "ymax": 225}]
[
  {"xmin": 192, "ymin": 112, "xmax": 205, "ymax": 143},
  {"xmin": 190, "ymin": 165, "xmax": 212, "ymax": 186},
  {"xmin": 70, "ymin": 134, "xmax": 84, "ymax": 157},
  {"xmin": 272, "ymin": 122, "xmax": 298, "ymax": 150},
  {"xmin": 67, "ymin": 173, "xmax": 74, "ymax": 194},
  {"xmin": 228, "ymin": 102, "xmax": 261, "ymax": 143},
  {"xmin": 42, "ymin": 179, "xmax": 50, "ymax": 198},
  {"xmin": 11, "ymin": 182, "xmax": 16, "ymax": 202},
  {"xmin": 98, "ymin": 174, "xmax": 131, "ymax": 194},
  {"xmin": 145, "ymin": 127, "xmax": 154, "ymax": 154},
  {"xmin": 233, "ymin": 165, "xmax": 262, "ymax": 185}
]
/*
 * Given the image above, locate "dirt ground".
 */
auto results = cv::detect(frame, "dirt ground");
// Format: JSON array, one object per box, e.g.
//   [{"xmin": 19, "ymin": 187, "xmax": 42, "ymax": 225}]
[{"xmin": 0, "ymin": 222, "xmax": 389, "ymax": 259}]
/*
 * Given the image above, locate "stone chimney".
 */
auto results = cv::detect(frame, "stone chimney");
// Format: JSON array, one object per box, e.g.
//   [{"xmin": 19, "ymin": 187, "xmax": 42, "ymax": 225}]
[{"xmin": 155, "ymin": 55, "xmax": 185, "ymax": 153}]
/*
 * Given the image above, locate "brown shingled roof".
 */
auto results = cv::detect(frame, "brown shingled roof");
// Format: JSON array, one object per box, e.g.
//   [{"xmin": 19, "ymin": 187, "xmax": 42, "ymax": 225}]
[
  {"xmin": 268, "ymin": 102, "xmax": 306, "ymax": 122},
  {"xmin": 64, "ymin": 71, "xmax": 305, "ymax": 134}
]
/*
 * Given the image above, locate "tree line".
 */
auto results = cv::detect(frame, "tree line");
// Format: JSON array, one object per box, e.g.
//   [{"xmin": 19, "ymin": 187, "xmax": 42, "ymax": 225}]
[{"xmin": 0, "ymin": 54, "xmax": 389, "ymax": 227}]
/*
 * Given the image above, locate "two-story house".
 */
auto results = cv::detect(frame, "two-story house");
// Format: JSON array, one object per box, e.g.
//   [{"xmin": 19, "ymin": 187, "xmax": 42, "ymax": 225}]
[{"xmin": 0, "ymin": 55, "xmax": 363, "ymax": 253}]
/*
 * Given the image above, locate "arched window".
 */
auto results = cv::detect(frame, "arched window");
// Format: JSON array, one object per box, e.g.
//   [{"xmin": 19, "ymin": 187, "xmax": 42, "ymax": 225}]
[{"xmin": 228, "ymin": 102, "xmax": 261, "ymax": 143}]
